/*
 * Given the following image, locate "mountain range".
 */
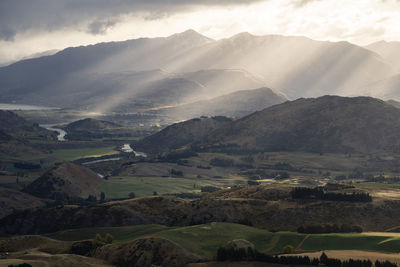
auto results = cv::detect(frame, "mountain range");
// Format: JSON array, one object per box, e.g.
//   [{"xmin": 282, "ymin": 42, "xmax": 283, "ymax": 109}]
[{"xmin": 0, "ymin": 30, "xmax": 399, "ymax": 116}]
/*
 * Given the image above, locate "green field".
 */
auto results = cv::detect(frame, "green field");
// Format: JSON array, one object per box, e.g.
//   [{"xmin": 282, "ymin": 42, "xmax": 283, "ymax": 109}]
[
  {"xmin": 46, "ymin": 224, "xmax": 171, "ymax": 243},
  {"xmin": 45, "ymin": 223, "xmax": 400, "ymax": 258},
  {"xmin": 99, "ymin": 176, "xmax": 225, "ymax": 199}
]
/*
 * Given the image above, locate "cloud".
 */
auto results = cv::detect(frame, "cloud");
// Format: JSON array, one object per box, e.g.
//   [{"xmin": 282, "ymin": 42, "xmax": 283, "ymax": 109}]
[
  {"xmin": 292, "ymin": 0, "xmax": 321, "ymax": 8},
  {"xmin": 87, "ymin": 19, "xmax": 118, "ymax": 35},
  {"xmin": 0, "ymin": 0, "xmax": 265, "ymax": 41}
]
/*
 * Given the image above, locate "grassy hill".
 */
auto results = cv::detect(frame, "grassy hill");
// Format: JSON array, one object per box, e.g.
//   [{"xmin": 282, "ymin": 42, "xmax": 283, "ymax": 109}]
[
  {"xmin": 195, "ymin": 96, "xmax": 400, "ymax": 154},
  {"xmin": 23, "ymin": 162, "xmax": 104, "ymax": 199},
  {"xmin": 40, "ymin": 223, "xmax": 400, "ymax": 256}
]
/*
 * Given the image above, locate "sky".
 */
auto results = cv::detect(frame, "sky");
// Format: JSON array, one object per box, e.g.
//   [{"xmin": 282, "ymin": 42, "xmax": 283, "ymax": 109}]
[{"xmin": 0, "ymin": 0, "xmax": 399, "ymax": 65}]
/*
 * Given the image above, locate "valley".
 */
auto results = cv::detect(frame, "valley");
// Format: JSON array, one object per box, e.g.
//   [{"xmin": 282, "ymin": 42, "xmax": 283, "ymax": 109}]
[{"xmin": 2, "ymin": 26, "xmax": 400, "ymax": 267}]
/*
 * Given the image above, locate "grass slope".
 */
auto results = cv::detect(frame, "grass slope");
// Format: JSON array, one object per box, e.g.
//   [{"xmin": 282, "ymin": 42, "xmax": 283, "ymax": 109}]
[{"xmin": 45, "ymin": 223, "xmax": 400, "ymax": 258}]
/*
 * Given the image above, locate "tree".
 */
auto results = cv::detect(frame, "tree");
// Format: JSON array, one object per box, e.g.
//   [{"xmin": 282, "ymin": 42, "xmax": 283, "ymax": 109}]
[
  {"xmin": 129, "ymin": 192, "xmax": 136, "ymax": 199},
  {"xmin": 105, "ymin": 233, "xmax": 114, "ymax": 244},
  {"xmin": 282, "ymin": 245, "xmax": 295, "ymax": 254},
  {"xmin": 320, "ymin": 252, "xmax": 328, "ymax": 265},
  {"xmin": 92, "ymin": 233, "xmax": 104, "ymax": 246}
]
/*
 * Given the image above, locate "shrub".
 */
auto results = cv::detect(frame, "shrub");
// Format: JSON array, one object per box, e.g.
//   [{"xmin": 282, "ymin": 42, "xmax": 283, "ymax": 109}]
[
  {"xmin": 105, "ymin": 233, "xmax": 114, "ymax": 244},
  {"xmin": 282, "ymin": 245, "xmax": 295, "ymax": 254}
]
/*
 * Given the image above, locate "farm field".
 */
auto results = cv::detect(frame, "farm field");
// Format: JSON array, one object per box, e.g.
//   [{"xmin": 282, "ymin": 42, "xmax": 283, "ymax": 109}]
[{"xmin": 99, "ymin": 176, "xmax": 230, "ymax": 199}]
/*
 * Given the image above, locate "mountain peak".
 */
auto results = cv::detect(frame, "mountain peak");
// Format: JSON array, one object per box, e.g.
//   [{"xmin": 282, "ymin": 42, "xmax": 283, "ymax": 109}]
[{"xmin": 168, "ymin": 29, "xmax": 214, "ymax": 43}]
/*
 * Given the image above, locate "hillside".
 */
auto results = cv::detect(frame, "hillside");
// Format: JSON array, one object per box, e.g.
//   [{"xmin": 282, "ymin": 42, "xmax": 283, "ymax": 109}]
[
  {"xmin": 1, "ymin": 186, "xmax": 400, "ymax": 235},
  {"xmin": 65, "ymin": 118, "xmax": 119, "ymax": 132},
  {"xmin": 195, "ymin": 96, "xmax": 400, "ymax": 154},
  {"xmin": 159, "ymin": 87, "xmax": 288, "ymax": 120},
  {"xmin": 23, "ymin": 162, "xmax": 104, "ymax": 200},
  {"xmin": 0, "ymin": 30, "xmax": 394, "ymax": 109},
  {"xmin": 135, "ymin": 116, "xmax": 234, "ymax": 154},
  {"xmin": 0, "ymin": 110, "xmax": 53, "ymax": 157},
  {"xmin": 0, "ymin": 110, "xmax": 55, "ymax": 140},
  {"xmin": 0, "ymin": 187, "xmax": 47, "ymax": 219}
]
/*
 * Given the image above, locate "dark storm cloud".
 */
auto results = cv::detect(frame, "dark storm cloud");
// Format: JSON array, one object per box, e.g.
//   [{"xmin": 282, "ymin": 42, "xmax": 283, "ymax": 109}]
[{"xmin": 0, "ymin": 0, "xmax": 265, "ymax": 41}]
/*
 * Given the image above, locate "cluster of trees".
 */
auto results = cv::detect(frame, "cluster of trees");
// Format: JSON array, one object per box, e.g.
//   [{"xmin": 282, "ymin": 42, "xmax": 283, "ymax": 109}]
[
  {"xmin": 298, "ymin": 224, "xmax": 363, "ymax": 234},
  {"xmin": 13, "ymin": 162, "xmax": 41, "ymax": 170},
  {"xmin": 216, "ymin": 248, "xmax": 397, "ymax": 267},
  {"xmin": 170, "ymin": 169, "xmax": 183, "ymax": 177},
  {"xmin": 262, "ymin": 162, "xmax": 299, "ymax": 171},
  {"xmin": 92, "ymin": 233, "xmax": 114, "ymax": 246},
  {"xmin": 291, "ymin": 187, "xmax": 372, "ymax": 202},
  {"xmin": 158, "ymin": 151, "xmax": 198, "ymax": 163},
  {"xmin": 46, "ymin": 192, "xmax": 102, "ymax": 207}
]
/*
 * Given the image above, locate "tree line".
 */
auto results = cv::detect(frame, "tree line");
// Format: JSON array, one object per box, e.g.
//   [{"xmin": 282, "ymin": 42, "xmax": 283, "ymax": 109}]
[
  {"xmin": 298, "ymin": 224, "xmax": 363, "ymax": 234},
  {"xmin": 216, "ymin": 247, "xmax": 397, "ymax": 267},
  {"xmin": 291, "ymin": 187, "xmax": 372, "ymax": 202}
]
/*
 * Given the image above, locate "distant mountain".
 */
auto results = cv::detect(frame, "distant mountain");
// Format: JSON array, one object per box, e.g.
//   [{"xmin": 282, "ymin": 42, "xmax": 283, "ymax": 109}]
[
  {"xmin": 0, "ymin": 30, "xmax": 393, "ymax": 110},
  {"xmin": 171, "ymin": 33, "xmax": 393, "ymax": 99},
  {"xmin": 387, "ymin": 99, "xmax": 400, "ymax": 109},
  {"xmin": 135, "ymin": 116, "xmax": 234, "ymax": 154},
  {"xmin": 365, "ymin": 41, "xmax": 400, "ymax": 71},
  {"xmin": 159, "ymin": 87, "xmax": 288, "ymax": 120},
  {"xmin": 24, "ymin": 162, "xmax": 103, "ymax": 199},
  {"xmin": 194, "ymin": 96, "xmax": 400, "ymax": 154},
  {"xmin": 358, "ymin": 74, "xmax": 400, "ymax": 101}
]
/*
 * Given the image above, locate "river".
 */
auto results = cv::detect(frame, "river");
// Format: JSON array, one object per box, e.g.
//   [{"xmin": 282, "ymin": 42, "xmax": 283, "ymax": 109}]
[
  {"xmin": 121, "ymin": 144, "xmax": 147, "ymax": 157},
  {"xmin": 41, "ymin": 125, "xmax": 67, "ymax": 141}
]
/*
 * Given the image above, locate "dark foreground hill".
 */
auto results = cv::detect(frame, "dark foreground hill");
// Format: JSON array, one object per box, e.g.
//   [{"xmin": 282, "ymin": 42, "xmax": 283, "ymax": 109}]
[
  {"xmin": 23, "ymin": 162, "xmax": 104, "ymax": 200},
  {"xmin": 194, "ymin": 96, "xmax": 400, "ymax": 154},
  {"xmin": 135, "ymin": 116, "xmax": 234, "ymax": 153},
  {"xmin": 0, "ymin": 186, "xmax": 399, "ymax": 235}
]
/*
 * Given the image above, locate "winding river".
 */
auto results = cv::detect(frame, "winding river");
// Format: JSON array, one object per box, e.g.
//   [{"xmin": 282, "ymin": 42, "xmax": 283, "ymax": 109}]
[{"xmin": 41, "ymin": 125, "xmax": 67, "ymax": 141}]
